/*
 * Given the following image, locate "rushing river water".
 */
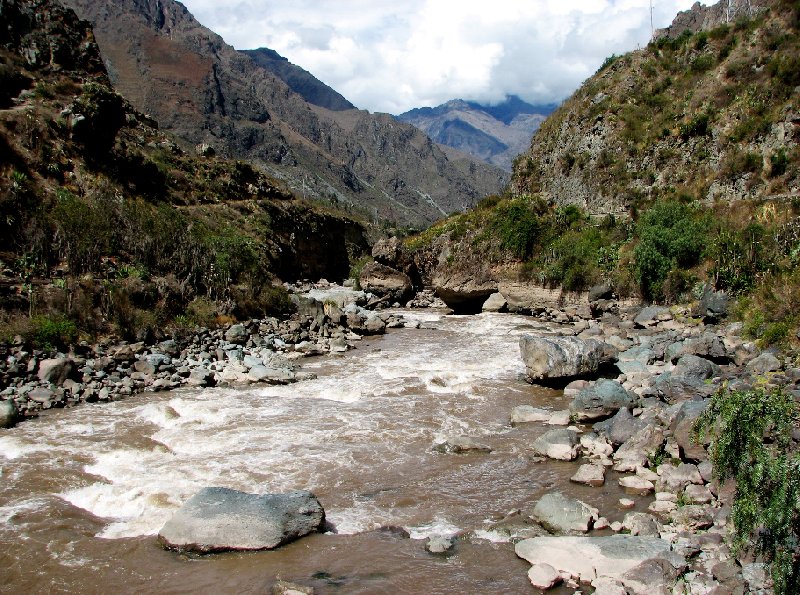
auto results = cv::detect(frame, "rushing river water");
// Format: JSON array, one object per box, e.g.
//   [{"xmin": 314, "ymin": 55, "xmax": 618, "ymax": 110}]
[{"xmin": 0, "ymin": 311, "xmax": 644, "ymax": 593}]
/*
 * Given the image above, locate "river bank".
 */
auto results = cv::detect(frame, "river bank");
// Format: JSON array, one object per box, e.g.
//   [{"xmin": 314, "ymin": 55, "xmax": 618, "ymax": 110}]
[{"xmin": 0, "ymin": 283, "xmax": 794, "ymax": 593}]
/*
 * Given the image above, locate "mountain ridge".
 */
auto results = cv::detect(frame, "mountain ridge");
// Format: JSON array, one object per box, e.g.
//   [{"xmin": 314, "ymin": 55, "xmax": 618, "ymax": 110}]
[
  {"xmin": 397, "ymin": 95, "xmax": 555, "ymax": 171},
  {"xmin": 60, "ymin": 0, "xmax": 508, "ymax": 227}
]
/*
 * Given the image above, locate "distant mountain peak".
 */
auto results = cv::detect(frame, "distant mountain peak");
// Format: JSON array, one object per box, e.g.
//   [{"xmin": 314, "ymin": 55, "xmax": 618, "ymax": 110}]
[{"xmin": 397, "ymin": 95, "xmax": 556, "ymax": 171}]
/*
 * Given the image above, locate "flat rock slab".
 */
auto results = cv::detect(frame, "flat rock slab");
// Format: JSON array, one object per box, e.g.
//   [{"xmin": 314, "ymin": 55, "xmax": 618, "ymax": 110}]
[
  {"xmin": 159, "ymin": 488, "xmax": 325, "ymax": 553},
  {"xmin": 515, "ymin": 535, "xmax": 678, "ymax": 584}
]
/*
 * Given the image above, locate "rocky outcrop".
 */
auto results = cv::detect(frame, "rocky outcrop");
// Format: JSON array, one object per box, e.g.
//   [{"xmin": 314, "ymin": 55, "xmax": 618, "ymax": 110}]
[
  {"xmin": 655, "ymin": 0, "xmax": 768, "ymax": 40},
  {"xmin": 520, "ymin": 336, "xmax": 616, "ymax": 382},
  {"xmin": 158, "ymin": 487, "xmax": 325, "ymax": 553},
  {"xmin": 358, "ymin": 262, "xmax": 413, "ymax": 302}
]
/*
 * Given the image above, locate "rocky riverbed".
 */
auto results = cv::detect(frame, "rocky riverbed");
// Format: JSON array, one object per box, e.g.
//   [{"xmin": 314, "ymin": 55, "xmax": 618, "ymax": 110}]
[
  {"xmin": 0, "ymin": 281, "xmax": 793, "ymax": 593},
  {"xmin": 0, "ymin": 282, "xmax": 405, "ymax": 427}
]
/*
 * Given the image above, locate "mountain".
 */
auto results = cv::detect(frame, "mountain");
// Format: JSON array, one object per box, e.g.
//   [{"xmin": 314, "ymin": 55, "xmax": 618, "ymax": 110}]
[
  {"xmin": 60, "ymin": 0, "xmax": 508, "ymax": 227},
  {"xmin": 0, "ymin": 0, "xmax": 369, "ymax": 338},
  {"xmin": 241, "ymin": 48, "xmax": 354, "ymax": 112},
  {"xmin": 397, "ymin": 96, "xmax": 556, "ymax": 171},
  {"xmin": 401, "ymin": 0, "xmax": 799, "ymax": 311},
  {"xmin": 511, "ymin": 0, "xmax": 793, "ymax": 216}
]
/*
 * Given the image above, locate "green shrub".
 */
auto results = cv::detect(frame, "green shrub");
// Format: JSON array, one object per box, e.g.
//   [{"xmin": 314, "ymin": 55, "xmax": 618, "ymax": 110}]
[
  {"xmin": 723, "ymin": 150, "xmax": 764, "ymax": 178},
  {"xmin": 30, "ymin": 315, "xmax": 77, "ymax": 350},
  {"xmin": 690, "ymin": 53, "xmax": 715, "ymax": 73},
  {"xmin": 633, "ymin": 201, "xmax": 710, "ymax": 301},
  {"xmin": 695, "ymin": 388, "xmax": 799, "ymax": 595},
  {"xmin": 489, "ymin": 198, "xmax": 543, "ymax": 259},
  {"xmin": 771, "ymin": 148, "xmax": 790, "ymax": 177},
  {"xmin": 349, "ymin": 256, "xmax": 373, "ymax": 290},
  {"xmin": 679, "ymin": 111, "xmax": 712, "ymax": 139}
]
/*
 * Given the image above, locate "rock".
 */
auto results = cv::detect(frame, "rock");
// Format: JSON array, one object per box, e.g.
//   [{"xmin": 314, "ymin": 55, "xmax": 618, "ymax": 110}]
[
  {"xmin": 158, "ymin": 488, "xmax": 325, "ymax": 553},
  {"xmin": 673, "ymin": 355, "xmax": 720, "ymax": 382},
  {"xmin": 531, "ymin": 492, "xmax": 599, "ymax": 535},
  {"xmin": 27, "ymin": 386, "xmax": 54, "ymax": 405},
  {"xmin": 425, "ymin": 535, "xmax": 455, "ymax": 554},
  {"xmin": 580, "ymin": 432, "xmax": 614, "ymax": 458},
  {"xmin": 619, "ymin": 476, "xmax": 655, "ymax": 494},
  {"xmin": 671, "ymin": 400, "xmax": 709, "ymax": 462},
  {"xmin": 515, "ymin": 535, "xmax": 677, "ymax": 585},
  {"xmin": 655, "ymin": 355, "xmax": 719, "ymax": 403},
  {"xmin": 741, "ymin": 563, "xmax": 769, "ymax": 592},
  {"xmin": 519, "ymin": 336, "xmax": 616, "ymax": 381},
  {"xmin": 618, "ymin": 345, "xmax": 656, "ymax": 365},
  {"xmin": 746, "ymin": 352, "xmax": 781, "ymax": 375},
  {"xmin": 531, "ymin": 428, "xmax": 580, "ymax": 461},
  {"xmin": 37, "ymin": 358, "xmax": 75, "ymax": 386},
  {"xmin": 588, "ymin": 282, "xmax": 614, "ymax": 302},
  {"xmin": 359, "ymin": 262, "xmax": 413, "ymax": 301},
  {"xmin": 571, "ymin": 464, "xmax": 606, "ymax": 487},
  {"xmin": 656, "ymin": 463, "xmax": 703, "ymax": 492},
  {"xmin": 619, "ymin": 498, "xmax": 636, "ymax": 509},
  {"xmin": 0, "ymin": 400, "xmax": 19, "ymax": 428},
  {"xmin": 613, "ymin": 425, "xmax": 665, "ymax": 472},
  {"xmin": 510, "ymin": 405, "xmax": 551, "ymax": 425},
  {"xmin": 224, "ymin": 324, "xmax": 249, "ymax": 344},
  {"xmin": 621, "ymin": 557, "xmax": 681, "ymax": 594},
  {"xmin": 570, "ymin": 379, "xmax": 634, "ymax": 421},
  {"xmin": 547, "ymin": 410, "xmax": 571, "ymax": 425},
  {"xmin": 187, "ymin": 367, "xmax": 215, "ymax": 387},
  {"xmin": 634, "ymin": 306, "xmax": 670, "ymax": 328},
  {"xmin": 363, "ymin": 314, "xmax": 386, "ymax": 335},
  {"xmin": 670, "ymin": 505, "xmax": 713, "ymax": 530},
  {"xmin": 683, "ymin": 484, "xmax": 714, "ymax": 504},
  {"xmin": 594, "ymin": 408, "xmax": 648, "ymax": 446},
  {"xmin": 133, "ymin": 359, "xmax": 156, "ymax": 375},
  {"xmin": 371, "ymin": 236, "xmax": 402, "ymax": 266},
  {"xmin": 697, "ymin": 285, "xmax": 728, "ymax": 322},
  {"xmin": 432, "ymin": 435, "xmax": 492, "ymax": 454},
  {"xmin": 528, "ymin": 562, "xmax": 562, "ymax": 590},
  {"xmin": 481, "ymin": 292, "xmax": 507, "ymax": 312},
  {"xmin": 623, "ymin": 512, "xmax": 660, "ymax": 537},
  {"xmin": 666, "ymin": 333, "xmax": 728, "ymax": 364}
]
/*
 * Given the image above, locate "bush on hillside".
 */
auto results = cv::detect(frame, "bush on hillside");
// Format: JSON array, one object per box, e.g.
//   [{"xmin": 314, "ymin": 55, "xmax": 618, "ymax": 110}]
[{"xmin": 633, "ymin": 201, "xmax": 709, "ymax": 301}]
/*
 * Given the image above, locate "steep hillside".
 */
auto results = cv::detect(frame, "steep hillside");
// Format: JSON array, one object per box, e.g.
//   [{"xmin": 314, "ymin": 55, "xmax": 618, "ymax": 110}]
[
  {"xmin": 398, "ymin": 96, "xmax": 554, "ymax": 171},
  {"xmin": 403, "ymin": 0, "xmax": 800, "ymax": 336},
  {"xmin": 60, "ymin": 0, "xmax": 508, "ymax": 228},
  {"xmin": 241, "ymin": 48, "xmax": 354, "ymax": 112},
  {"xmin": 511, "ymin": 0, "xmax": 797, "ymax": 215},
  {"xmin": 0, "ymin": 0, "xmax": 369, "ymax": 340}
]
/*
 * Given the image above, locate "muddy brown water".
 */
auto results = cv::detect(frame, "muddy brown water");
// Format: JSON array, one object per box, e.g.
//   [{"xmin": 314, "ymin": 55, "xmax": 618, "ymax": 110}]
[{"xmin": 0, "ymin": 311, "xmax": 651, "ymax": 594}]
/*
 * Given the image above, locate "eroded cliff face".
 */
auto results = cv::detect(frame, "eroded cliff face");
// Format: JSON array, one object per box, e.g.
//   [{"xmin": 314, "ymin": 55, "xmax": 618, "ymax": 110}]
[
  {"xmin": 511, "ymin": 0, "xmax": 798, "ymax": 217},
  {"xmin": 61, "ymin": 0, "xmax": 508, "ymax": 228}
]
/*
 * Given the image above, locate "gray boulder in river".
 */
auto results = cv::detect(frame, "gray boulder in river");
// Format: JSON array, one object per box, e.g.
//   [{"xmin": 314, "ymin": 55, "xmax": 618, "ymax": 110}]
[
  {"xmin": 519, "ymin": 336, "xmax": 616, "ymax": 381},
  {"xmin": 158, "ymin": 488, "xmax": 325, "ymax": 553}
]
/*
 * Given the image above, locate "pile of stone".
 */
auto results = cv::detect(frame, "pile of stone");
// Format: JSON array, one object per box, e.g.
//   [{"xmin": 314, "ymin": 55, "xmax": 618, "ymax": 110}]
[
  {"xmin": 0, "ymin": 283, "xmax": 405, "ymax": 427},
  {"xmin": 510, "ymin": 302, "xmax": 787, "ymax": 593}
]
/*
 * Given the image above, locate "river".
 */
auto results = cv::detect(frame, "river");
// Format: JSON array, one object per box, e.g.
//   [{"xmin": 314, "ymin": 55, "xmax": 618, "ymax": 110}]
[{"xmin": 0, "ymin": 311, "xmax": 641, "ymax": 593}]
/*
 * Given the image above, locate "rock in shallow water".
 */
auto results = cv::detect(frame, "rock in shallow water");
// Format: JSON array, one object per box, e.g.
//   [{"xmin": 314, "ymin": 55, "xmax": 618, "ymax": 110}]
[
  {"xmin": 158, "ymin": 488, "xmax": 325, "ymax": 553},
  {"xmin": 531, "ymin": 492, "xmax": 598, "ymax": 535}
]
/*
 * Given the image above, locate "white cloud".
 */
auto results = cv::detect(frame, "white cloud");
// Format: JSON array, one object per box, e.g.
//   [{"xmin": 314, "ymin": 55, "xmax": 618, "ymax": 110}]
[{"xmin": 179, "ymin": 0, "xmax": 701, "ymax": 114}]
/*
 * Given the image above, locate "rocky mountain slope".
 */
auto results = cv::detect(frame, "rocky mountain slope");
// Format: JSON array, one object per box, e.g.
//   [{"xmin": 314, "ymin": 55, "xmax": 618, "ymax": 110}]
[
  {"xmin": 60, "ymin": 0, "xmax": 508, "ymax": 228},
  {"xmin": 397, "ymin": 96, "xmax": 554, "ymax": 171},
  {"xmin": 511, "ymin": 0, "xmax": 796, "ymax": 216},
  {"xmin": 399, "ymin": 0, "xmax": 800, "ymax": 326},
  {"xmin": 0, "ymin": 0, "xmax": 369, "ymax": 340}
]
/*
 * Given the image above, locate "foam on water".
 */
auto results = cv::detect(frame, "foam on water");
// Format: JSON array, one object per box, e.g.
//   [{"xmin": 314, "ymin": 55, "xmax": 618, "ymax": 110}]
[
  {"xmin": 405, "ymin": 518, "xmax": 462, "ymax": 540},
  {"xmin": 4, "ymin": 312, "xmax": 549, "ymax": 540}
]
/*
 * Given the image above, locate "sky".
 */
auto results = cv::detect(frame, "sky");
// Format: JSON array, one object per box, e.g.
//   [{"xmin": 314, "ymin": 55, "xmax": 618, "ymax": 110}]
[{"xmin": 178, "ymin": 0, "xmax": 701, "ymax": 114}]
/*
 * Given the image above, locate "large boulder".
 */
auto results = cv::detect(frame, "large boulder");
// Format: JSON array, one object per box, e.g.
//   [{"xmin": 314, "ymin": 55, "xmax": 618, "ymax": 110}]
[
  {"xmin": 570, "ymin": 379, "xmax": 634, "ymax": 421},
  {"xmin": 531, "ymin": 492, "xmax": 599, "ymax": 535},
  {"xmin": 359, "ymin": 262, "xmax": 413, "ymax": 302},
  {"xmin": 613, "ymin": 425, "xmax": 665, "ymax": 472},
  {"xmin": 158, "ymin": 488, "xmax": 325, "ymax": 553},
  {"xmin": 37, "ymin": 358, "xmax": 76, "ymax": 386},
  {"xmin": 655, "ymin": 355, "xmax": 719, "ymax": 403},
  {"xmin": 520, "ymin": 336, "xmax": 616, "ymax": 382},
  {"xmin": 594, "ymin": 408, "xmax": 648, "ymax": 447},
  {"xmin": 515, "ymin": 535, "xmax": 679, "ymax": 585}
]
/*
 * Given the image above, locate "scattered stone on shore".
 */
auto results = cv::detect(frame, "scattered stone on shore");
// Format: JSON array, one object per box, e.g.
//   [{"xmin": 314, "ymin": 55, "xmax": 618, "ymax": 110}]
[
  {"xmin": 531, "ymin": 428, "xmax": 580, "ymax": 461},
  {"xmin": 158, "ymin": 487, "xmax": 325, "ymax": 553}
]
